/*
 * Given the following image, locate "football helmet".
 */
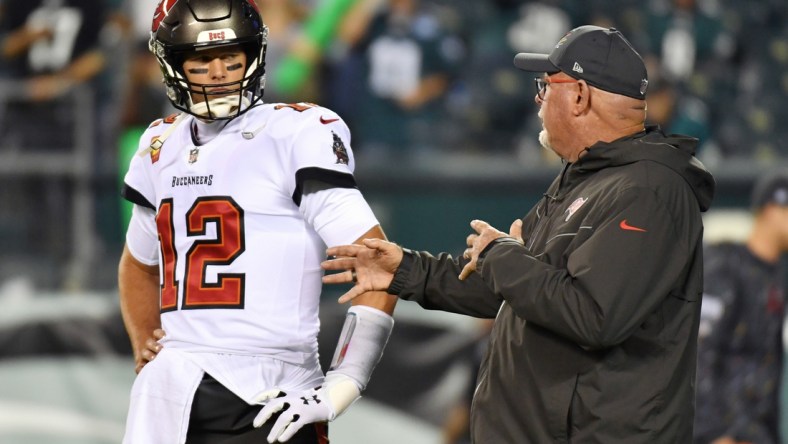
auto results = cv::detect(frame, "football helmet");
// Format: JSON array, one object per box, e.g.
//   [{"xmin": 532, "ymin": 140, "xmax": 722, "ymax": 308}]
[{"xmin": 149, "ymin": 0, "xmax": 268, "ymax": 120}]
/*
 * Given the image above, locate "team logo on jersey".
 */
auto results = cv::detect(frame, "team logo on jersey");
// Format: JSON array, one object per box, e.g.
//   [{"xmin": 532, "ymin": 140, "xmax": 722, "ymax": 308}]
[
  {"xmin": 150, "ymin": 136, "xmax": 162, "ymax": 164},
  {"xmin": 564, "ymin": 197, "xmax": 588, "ymax": 222},
  {"xmin": 188, "ymin": 147, "xmax": 200, "ymax": 164},
  {"xmin": 331, "ymin": 131, "xmax": 349, "ymax": 165}
]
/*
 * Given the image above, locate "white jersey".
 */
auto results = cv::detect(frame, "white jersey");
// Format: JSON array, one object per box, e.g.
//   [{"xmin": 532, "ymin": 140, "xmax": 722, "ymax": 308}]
[{"xmin": 122, "ymin": 102, "xmax": 379, "ymax": 368}]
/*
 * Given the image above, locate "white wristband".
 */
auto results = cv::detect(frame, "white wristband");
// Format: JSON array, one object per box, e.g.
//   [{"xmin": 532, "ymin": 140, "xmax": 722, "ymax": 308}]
[
  {"xmin": 324, "ymin": 305, "xmax": 394, "ymax": 417},
  {"xmin": 319, "ymin": 373, "xmax": 361, "ymax": 420}
]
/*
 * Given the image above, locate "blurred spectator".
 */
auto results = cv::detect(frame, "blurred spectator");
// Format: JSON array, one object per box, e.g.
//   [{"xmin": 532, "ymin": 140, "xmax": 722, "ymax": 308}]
[
  {"xmin": 694, "ymin": 169, "xmax": 788, "ymax": 444},
  {"xmin": 641, "ymin": 0, "xmax": 735, "ymax": 84},
  {"xmin": 255, "ymin": 0, "xmax": 316, "ymax": 103},
  {"xmin": 446, "ymin": 1, "xmax": 567, "ymax": 159},
  {"xmin": 0, "ymin": 0, "xmax": 109, "ymax": 287},
  {"xmin": 720, "ymin": 0, "xmax": 788, "ymax": 161},
  {"xmin": 621, "ymin": 0, "xmax": 734, "ymax": 158},
  {"xmin": 329, "ymin": 0, "xmax": 464, "ymax": 161},
  {"xmin": 113, "ymin": 0, "xmax": 170, "ymax": 240},
  {"xmin": 118, "ymin": 0, "xmax": 171, "ymax": 128},
  {"xmin": 0, "ymin": 0, "xmax": 108, "ymax": 148}
]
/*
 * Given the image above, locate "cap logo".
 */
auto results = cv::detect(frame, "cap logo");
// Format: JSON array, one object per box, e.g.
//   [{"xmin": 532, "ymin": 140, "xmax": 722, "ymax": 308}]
[
  {"xmin": 640, "ymin": 78, "xmax": 649, "ymax": 96},
  {"xmin": 555, "ymin": 31, "xmax": 573, "ymax": 48},
  {"xmin": 572, "ymin": 62, "xmax": 584, "ymax": 74}
]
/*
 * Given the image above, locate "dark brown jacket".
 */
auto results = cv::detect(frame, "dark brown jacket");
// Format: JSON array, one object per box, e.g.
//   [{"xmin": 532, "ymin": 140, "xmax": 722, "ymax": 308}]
[{"xmin": 388, "ymin": 126, "xmax": 715, "ymax": 443}]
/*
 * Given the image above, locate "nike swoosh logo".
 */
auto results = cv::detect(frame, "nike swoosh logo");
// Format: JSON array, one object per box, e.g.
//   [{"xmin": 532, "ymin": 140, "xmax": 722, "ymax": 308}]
[
  {"xmin": 619, "ymin": 219, "xmax": 647, "ymax": 232},
  {"xmin": 320, "ymin": 116, "xmax": 339, "ymax": 124}
]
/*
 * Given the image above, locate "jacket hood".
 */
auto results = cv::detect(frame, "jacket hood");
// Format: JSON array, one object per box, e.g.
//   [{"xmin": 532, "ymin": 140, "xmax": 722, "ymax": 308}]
[{"xmin": 572, "ymin": 125, "xmax": 716, "ymax": 211}]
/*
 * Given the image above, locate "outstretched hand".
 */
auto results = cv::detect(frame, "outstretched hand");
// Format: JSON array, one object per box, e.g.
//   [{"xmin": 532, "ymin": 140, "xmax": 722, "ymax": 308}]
[
  {"xmin": 458, "ymin": 219, "xmax": 523, "ymax": 280},
  {"xmin": 321, "ymin": 238, "xmax": 403, "ymax": 303}
]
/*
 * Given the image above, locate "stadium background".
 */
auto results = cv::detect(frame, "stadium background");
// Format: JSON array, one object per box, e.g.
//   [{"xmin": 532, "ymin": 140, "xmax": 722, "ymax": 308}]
[{"xmin": 0, "ymin": 0, "xmax": 787, "ymax": 442}]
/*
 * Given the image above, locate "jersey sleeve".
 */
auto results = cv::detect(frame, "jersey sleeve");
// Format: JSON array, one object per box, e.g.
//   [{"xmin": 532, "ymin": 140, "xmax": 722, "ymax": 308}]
[
  {"xmin": 280, "ymin": 106, "xmax": 378, "ymax": 246},
  {"xmin": 125, "ymin": 204, "xmax": 159, "ymax": 266},
  {"xmin": 286, "ymin": 108, "xmax": 358, "ymax": 207},
  {"xmin": 120, "ymin": 126, "xmax": 160, "ymax": 211},
  {"xmin": 300, "ymin": 187, "xmax": 379, "ymax": 247}
]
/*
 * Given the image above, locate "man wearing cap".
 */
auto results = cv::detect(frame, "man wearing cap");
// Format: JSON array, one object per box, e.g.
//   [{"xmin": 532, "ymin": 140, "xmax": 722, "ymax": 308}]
[
  {"xmin": 694, "ymin": 170, "xmax": 788, "ymax": 444},
  {"xmin": 322, "ymin": 25, "xmax": 716, "ymax": 442}
]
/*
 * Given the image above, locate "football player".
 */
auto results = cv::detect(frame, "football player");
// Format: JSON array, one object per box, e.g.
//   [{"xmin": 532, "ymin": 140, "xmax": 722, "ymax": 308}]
[{"xmin": 118, "ymin": 1, "xmax": 396, "ymax": 442}]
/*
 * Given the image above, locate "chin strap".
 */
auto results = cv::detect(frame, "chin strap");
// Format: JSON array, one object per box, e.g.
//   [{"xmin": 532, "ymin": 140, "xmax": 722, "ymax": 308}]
[
  {"xmin": 323, "ymin": 305, "xmax": 394, "ymax": 417},
  {"xmin": 190, "ymin": 95, "xmax": 251, "ymax": 120}
]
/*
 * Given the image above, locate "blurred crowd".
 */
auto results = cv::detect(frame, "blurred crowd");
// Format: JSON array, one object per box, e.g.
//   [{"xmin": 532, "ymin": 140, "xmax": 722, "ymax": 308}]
[{"xmin": 0, "ymin": 0, "xmax": 786, "ymax": 289}]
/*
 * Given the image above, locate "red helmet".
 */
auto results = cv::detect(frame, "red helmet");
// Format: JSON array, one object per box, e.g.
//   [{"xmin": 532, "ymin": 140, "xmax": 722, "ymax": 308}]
[{"xmin": 149, "ymin": 0, "xmax": 267, "ymax": 120}]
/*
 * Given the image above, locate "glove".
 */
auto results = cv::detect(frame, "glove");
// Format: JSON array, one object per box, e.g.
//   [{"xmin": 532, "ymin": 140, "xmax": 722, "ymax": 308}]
[
  {"xmin": 253, "ymin": 386, "xmax": 334, "ymax": 443},
  {"xmin": 253, "ymin": 373, "xmax": 361, "ymax": 443}
]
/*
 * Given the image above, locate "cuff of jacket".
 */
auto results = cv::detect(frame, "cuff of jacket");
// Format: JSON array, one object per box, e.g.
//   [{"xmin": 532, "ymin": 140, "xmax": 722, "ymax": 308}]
[
  {"xmin": 477, "ymin": 238, "xmax": 524, "ymax": 276},
  {"xmin": 386, "ymin": 248, "xmax": 415, "ymax": 296}
]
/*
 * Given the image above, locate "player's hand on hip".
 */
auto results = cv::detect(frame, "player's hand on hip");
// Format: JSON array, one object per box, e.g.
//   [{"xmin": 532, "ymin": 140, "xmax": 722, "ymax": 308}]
[
  {"xmin": 134, "ymin": 328, "xmax": 166, "ymax": 374},
  {"xmin": 253, "ymin": 387, "xmax": 333, "ymax": 443},
  {"xmin": 322, "ymin": 239, "xmax": 403, "ymax": 303},
  {"xmin": 459, "ymin": 220, "xmax": 509, "ymax": 281}
]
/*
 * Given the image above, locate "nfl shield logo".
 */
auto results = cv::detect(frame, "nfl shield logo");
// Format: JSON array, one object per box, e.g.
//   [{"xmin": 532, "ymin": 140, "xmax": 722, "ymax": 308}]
[{"xmin": 188, "ymin": 148, "xmax": 199, "ymax": 164}]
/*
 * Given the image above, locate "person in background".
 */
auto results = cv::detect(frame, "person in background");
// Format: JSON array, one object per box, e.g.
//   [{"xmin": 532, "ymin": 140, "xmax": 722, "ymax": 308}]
[
  {"xmin": 322, "ymin": 25, "xmax": 715, "ymax": 443},
  {"xmin": 118, "ymin": 0, "xmax": 396, "ymax": 442},
  {"xmin": 694, "ymin": 169, "xmax": 788, "ymax": 444},
  {"xmin": 330, "ymin": 0, "xmax": 464, "ymax": 159},
  {"xmin": 0, "ymin": 0, "xmax": 109, "ymax": 287}
]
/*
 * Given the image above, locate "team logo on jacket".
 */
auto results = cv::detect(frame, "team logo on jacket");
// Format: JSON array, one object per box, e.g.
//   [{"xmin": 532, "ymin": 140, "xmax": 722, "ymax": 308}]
[
  {"xmin": 564, "ymin": 197, "xmax": 588, "ymax": 222},
  {"xmin": 331, "ymin": 131, "xmax": 349, "ymax": 165}
]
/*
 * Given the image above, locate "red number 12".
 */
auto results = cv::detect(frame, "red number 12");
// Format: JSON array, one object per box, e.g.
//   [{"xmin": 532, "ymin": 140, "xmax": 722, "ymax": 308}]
[{"xmin": 156, "ymin": 196, "xmax": 245, "ymax": 312}]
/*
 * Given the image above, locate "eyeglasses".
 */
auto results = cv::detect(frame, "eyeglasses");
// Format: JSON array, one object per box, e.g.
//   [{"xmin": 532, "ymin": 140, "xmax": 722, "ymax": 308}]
[{"xmin": 534, "ymin": 76, "xmax": 580, "ymax": 100}]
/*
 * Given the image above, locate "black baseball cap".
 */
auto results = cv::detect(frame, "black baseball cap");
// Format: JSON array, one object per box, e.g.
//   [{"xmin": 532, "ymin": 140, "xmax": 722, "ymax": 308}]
[
  {"xmin": 751, "ymin": 169, "xmax": 788, "ymax": 210},
  {"xmin": 514, "ymin": 25, "xmax": 649, "ymax": 99}
]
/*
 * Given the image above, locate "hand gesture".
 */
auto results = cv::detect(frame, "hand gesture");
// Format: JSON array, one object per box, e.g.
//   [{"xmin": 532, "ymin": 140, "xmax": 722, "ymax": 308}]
[
  {"xmin": 458, "ymin": 219, "xmax": 523, "ymax": 280},
  {"xmin": 322, "ymin": 238, "xmax": 403, "ymax": 303},
  {"xmin": 135, "ymin": 328, "xmax": 165, "ymax": 374},
  {"xmin": 253, "ymin": 386, "xmax": 333, "ymax": 443}
]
